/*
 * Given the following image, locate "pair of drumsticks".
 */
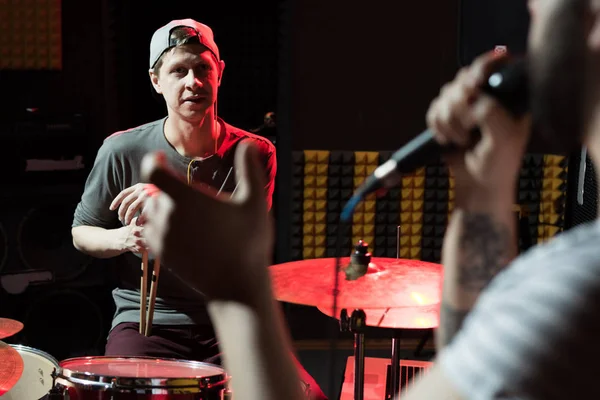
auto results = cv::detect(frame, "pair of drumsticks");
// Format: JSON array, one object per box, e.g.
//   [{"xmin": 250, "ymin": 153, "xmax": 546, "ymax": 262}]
[
  {"xmin": 140, "ymin": 251, "xmax": 161, "ymax": 336},
  {"xmin": 137, "ymin": 167, "xmax": 237, "ymax": 335}
]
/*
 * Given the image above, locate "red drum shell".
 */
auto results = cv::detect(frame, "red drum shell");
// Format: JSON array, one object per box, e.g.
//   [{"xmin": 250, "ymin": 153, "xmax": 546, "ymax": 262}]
[{"xmin": 54, "ymin": 356, "xmax": 230, "ymax": 399}]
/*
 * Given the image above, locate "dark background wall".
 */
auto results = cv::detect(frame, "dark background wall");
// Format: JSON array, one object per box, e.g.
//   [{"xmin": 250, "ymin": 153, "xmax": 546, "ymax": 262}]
[
  {"xmin": 0, "ymin": 0, "xmax": 282, "ymax": 149},
  {"xmin": 290, "ymin": 1, "xmax": 461, "ymax": 151},
  {"xmin": 0, "ymin": 0, "xmax": 464, "ymax": 153},
  {"xmin": 0, "ymin": 0, "xmax": 534, "ymax": 153}
]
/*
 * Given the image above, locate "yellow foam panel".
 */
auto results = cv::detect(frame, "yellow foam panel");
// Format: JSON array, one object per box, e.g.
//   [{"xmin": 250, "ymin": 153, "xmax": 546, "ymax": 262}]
[
  {"xmin": 354, "ymin": 165, "xmax": 367, "ymax": 177},
  {"xmin": 542, "ymin": 178, "xmax": 564, "ymax": 192},
  {"xmin": 304, "ymin": 150, "xmax": 330, "ymax": 164},
  {"xmin": 398, "ymin": 224, "xmax": 422, "ymax": 236},
  {"xmin": 351, "ymin": 224, "xmax": 375, "ymax": 237},
  {"xmin": 397, "ymin": 167, "xmax": 426, "ymax": 259},
  {"xmin": 401, "ymin": 200, "xmax": 423, "ymax": 212},
  {"xmin": 402, "ymin": 176, "xmax": 426, "ymax": 188},
  {"xmin": 411, "ymin": 248, "xmax": 422, "ymax": 258},
  {"xmin": 350, "ymin": 152, "xmax": 379, "ymax": 254},
  {"xmin": 304, "ymin": 176, "xmax": 328, "ymax": 189},
  {"xmin": 396, "ymin": 247, "xmax": 422, "ymax": 259},
  {"xmin": 537, "ymin": 225, "xmax": 561, "ymax": 241},
  {"xmin": 302, "ymin": 188, "xmax": 327, "ymax": 201},
  {"xmin": 355, "ymin": 152, "xmax": 379, "ymax": 165},
  {"xmin": 1, "ymin": 0, "xmax": 62, "ymax": 70},
  {"xmin": 304, "ymin": 163, "xmax": 329, "ymax": 176},
  {"xmin": 303, "ymin": 200, "xmax": 326, "ymax": 213},
  {"xmin": 539, "ymin": 154, "xmax": 567, "ymax": 242},
  {"xmin": 401, "ymin": 188, "xmax": 424, "ymax": 200},
  {"xmin": 303, "ymin": 248, "xmax": 326, "ymax": 259},
  {"xmin": 302, "ymin": 151, "xmax": 330, "ymax": 259},
  {"xmin": 544, "ymin": 155, "xmax": 565, "ymax": 166}
]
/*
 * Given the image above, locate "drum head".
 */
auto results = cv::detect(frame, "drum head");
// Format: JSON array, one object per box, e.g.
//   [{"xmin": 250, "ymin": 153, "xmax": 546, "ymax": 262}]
[
  {"xmin": 2, "ymin": 345, "xmax": 59, "ymax": 400},
  {"xmin": 58, "ymin": 356, "xmax": 229, "ymax": 393}
]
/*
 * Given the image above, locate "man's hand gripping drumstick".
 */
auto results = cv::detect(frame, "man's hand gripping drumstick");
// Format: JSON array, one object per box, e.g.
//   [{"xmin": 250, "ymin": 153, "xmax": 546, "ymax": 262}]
[{"xmin": 107, "ymin": 180, "xmax": 162, "ymax": 336}]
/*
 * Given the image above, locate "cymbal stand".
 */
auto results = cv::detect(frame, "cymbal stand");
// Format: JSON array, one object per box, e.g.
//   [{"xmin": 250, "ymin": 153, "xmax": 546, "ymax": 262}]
[
  {"xmin": 386, "ymin": 225, "xmax": 403, "ymax": 398},
  {"xmin": 386, "ymin": 330, "xmax": 402, "ymax": 399},
  {"xmin": 340, "ymin": 308, "xmax": 367, "ymax": 400}
]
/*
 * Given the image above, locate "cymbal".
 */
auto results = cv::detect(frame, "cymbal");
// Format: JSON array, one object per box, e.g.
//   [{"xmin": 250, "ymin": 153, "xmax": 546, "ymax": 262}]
[
  {"xmin": 0, "ymin": 341, "xmax": 24, "ymax": 396},
  {"xmin": 317, "ymin": 305, "xmax": 439, "ymax": 329},
  {"xmin": 0, "ymin": 318, "xmax": 23, "ymax": 340},
  {"xmin": 269, "ymin": 257, "xmax": 443, "ymax": 309}
]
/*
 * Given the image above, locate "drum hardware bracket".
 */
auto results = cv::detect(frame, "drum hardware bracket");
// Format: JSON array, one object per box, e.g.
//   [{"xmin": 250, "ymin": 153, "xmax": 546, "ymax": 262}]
[
  {"xmin": 48, "ymin": 368, "xmax": 67, "ymax": 399},
  {"xmin": 344, "ymin": 240, "xmax": 371, "ymax": 281}
]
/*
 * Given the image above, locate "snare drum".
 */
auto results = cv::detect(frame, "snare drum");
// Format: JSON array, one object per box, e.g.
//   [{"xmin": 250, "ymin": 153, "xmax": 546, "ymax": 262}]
[
  {"xmin": 2, "ymin": 344, "xmax": 60, "ymax": 400},
  {"xmin": 53, "ymin": 356, "xmax": 230, "ymax": 399}
]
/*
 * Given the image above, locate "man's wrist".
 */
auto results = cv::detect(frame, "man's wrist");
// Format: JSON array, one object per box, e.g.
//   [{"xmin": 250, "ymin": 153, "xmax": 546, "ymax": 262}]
[
  {"xmin": 454, "ymin": 186, "xmax": 516, "ymax": 213},
  {"xmin": 207, "ymin": 288, "xmax": 276, "ymax": 324},
  {"xmin": 109, "ymin": 226, "xmax": 129, "ymax": 254}
]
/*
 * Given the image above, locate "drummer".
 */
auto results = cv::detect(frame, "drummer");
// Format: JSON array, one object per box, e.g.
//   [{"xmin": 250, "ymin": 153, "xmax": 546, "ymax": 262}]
[
  {"xmin": 70, "ymin": 18, "xmax": 326, "ymax": 400},
  {"xmin": 141, "ymin": 0, "xmax": 600, "ymax": 398}
]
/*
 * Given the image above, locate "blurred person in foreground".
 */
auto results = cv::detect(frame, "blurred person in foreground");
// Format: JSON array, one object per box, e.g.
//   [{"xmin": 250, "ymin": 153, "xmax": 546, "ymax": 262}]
[{"xmin": 141, "ymin": 0, "xmax": 600, "ymax": 398}]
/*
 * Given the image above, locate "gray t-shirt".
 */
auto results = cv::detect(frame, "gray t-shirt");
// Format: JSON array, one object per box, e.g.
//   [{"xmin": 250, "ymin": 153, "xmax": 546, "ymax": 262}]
[
  {"xmin": 72, "ymin": 117, "xmax": 276, "ymax": 330},
  {"xmin": 438, "ymin": 219, "xmax": 600, "ymax": 399}
]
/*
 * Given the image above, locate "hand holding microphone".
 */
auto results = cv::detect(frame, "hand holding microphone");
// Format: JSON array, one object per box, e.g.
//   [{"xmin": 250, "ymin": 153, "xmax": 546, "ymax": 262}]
[
  {"xmin": 342, "ymin": 51, "xmax": 532, "ymax": 220},
  {"xmin": 427, "ymin": 51, "xmax": 532, "ymax": 207}
]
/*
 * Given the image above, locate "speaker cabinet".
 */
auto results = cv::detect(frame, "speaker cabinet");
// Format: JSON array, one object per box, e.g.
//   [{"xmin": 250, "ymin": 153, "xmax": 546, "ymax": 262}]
[
  {"xmin": 0, "ymin": 182, "xmax": 117, "ymax": 361},
  {"xmin": 0, "ymin": 184, "xmax": 93, "ymax": 283}
]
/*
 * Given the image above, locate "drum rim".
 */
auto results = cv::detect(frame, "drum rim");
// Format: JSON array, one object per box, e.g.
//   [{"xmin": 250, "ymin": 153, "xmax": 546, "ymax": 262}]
[
  {"xmin": 10, "ymin": 344, "xmax": 61, "ymax": 368},
  {"xmin": 56, "ymin": 355, "xmax": 229, "ymax": 392}
]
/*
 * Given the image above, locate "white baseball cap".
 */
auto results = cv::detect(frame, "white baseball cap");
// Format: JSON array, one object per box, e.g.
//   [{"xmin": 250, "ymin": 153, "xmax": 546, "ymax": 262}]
[{"xmin": 149, "ymin": 18, "xmax": 220, "ymax": 68}]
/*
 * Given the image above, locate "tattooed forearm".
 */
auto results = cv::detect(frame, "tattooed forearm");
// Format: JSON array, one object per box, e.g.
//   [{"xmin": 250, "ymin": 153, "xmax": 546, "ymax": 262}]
[
  {"xmin": 458, "ymin": 213, "xmax": 512, "ymax": 291},
  {"xmin": 437, "ymin": 211, "xmax": 514, "ymax": 349}
]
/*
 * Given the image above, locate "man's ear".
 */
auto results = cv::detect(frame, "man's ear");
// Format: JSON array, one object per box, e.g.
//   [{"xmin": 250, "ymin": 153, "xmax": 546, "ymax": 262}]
[
  {"xmin": 149, "ymin": 68, "xmax": 162, "ymax": 94},
  {"xmin": 218, "ymin": 60, "xmax": 226, "ymax": 86}
]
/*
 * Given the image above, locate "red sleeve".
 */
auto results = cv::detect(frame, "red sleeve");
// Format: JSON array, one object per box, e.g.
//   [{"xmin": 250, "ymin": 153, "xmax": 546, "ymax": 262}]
[
  {"xmin": 240, "ymin": 137, "xmax": 276, "ymax": 211},
  {"xmin": 261, "ymin": 143, "xmax": 277, "ymax": 211}
]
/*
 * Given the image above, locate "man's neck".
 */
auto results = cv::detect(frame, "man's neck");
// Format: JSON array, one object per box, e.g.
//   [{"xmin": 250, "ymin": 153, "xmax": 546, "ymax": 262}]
[{"xmin": 165, "ymin": 112, "xmax": 222, "ymax": 159}]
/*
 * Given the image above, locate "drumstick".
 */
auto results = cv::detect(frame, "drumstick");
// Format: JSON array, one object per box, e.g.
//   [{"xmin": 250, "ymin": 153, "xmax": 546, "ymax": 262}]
[
  {"xmin": 140, "ymin": 251, "xmax": 149, "ymax": 334},
  {"xmin": 145, "ymin": 257, "xmax": 161, "ymax": 336}
]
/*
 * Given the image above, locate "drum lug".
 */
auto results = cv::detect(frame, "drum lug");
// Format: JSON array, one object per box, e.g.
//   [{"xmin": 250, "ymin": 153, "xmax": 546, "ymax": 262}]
[
  {"xmin": 47, "ymin": 386, "xmax": 67, "ymax": 399},
  {"xmin": 47, "ymin": 388, "xmax": 66, "ymax": 399},
  {"xmin": 47, "ymin": 368, "xmax": 67, "ymax": 399},
  {"xmin": 110, "ymin": 378, "xmax": 118, "ymax": 400}
]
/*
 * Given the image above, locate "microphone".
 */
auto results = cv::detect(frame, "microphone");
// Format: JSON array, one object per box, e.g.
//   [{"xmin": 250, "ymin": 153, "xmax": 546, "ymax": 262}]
[{"xmin": 341, "ymin": 58, "xmax": 530, "ymax": 222}]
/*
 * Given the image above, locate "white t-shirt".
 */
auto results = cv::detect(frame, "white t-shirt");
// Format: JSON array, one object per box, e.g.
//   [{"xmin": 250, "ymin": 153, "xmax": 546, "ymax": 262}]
[{"xmin": 439, "ymin": 219, "xmax": 600, "ymax": 399}]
